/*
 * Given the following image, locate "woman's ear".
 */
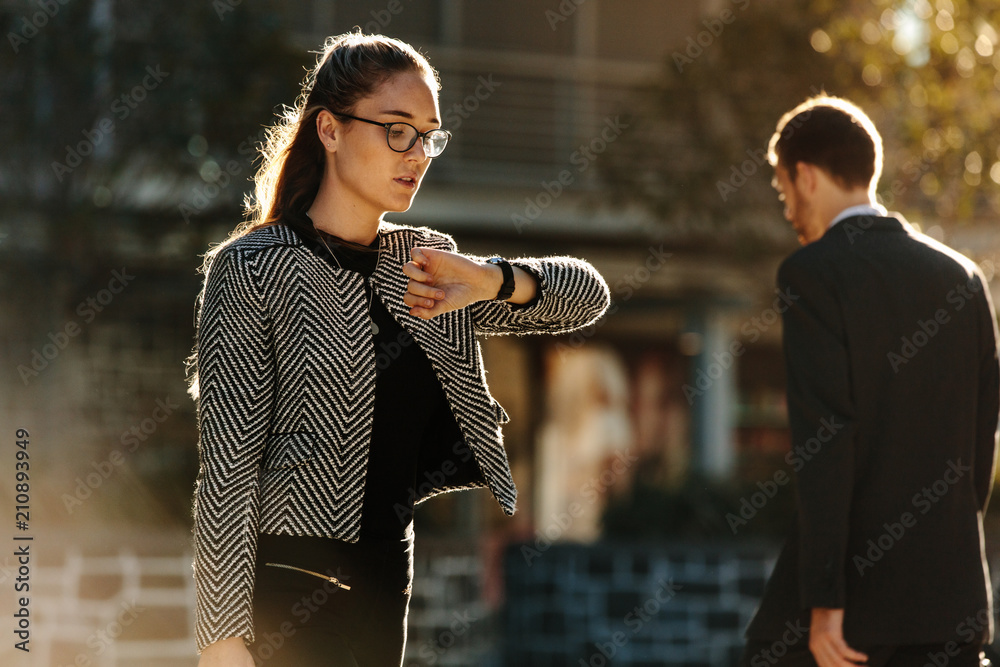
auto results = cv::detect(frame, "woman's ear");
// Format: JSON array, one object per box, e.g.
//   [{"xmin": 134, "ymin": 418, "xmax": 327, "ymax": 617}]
[{"xmin": 316, "ymin": 110, "xmax": 338, "ymax": 154}]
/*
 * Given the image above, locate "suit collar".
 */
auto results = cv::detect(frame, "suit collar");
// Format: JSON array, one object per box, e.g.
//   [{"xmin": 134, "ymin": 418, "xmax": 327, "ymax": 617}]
[
  {"xmin": 828, "ymin": 203, "xmax": 887, "ymax": 230},
  {"xmin": 821, "ymin": 212, "xmax": 915, "ymax": 243}
]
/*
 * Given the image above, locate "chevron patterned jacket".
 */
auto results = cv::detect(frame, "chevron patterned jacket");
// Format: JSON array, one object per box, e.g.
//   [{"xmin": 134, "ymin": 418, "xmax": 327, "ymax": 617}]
[{"xmin": 191, "ymin": 220, "xmax": 610, "ymax": 651}]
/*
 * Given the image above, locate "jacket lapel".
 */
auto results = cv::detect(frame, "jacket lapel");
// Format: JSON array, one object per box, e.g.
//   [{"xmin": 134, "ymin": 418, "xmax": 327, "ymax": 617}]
[{"xmin": 370, "ymin": 230, "xmax": 479, "ymax": 395}]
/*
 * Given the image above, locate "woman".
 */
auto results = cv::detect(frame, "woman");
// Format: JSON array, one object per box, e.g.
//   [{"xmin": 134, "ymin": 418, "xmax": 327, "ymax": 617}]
[{"xmin": 188, "ymin": 30, "xmax": 610, "ymax": 666}]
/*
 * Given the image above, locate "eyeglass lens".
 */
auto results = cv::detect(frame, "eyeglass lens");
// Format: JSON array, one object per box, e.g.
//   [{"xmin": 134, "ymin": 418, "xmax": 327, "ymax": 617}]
[{"xmin": 386, "ymin": 123, "xmax": 449, "ymax": 157}]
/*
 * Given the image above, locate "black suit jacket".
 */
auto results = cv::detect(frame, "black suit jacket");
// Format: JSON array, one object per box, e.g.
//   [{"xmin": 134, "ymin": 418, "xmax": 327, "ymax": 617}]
[{"xmin": 746, "ymin": 214, "xmax": 1000, "ymax": 646}]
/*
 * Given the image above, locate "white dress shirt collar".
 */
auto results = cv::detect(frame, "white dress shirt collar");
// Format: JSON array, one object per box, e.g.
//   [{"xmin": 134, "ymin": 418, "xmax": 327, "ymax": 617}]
[{"xmin": 828, "ymin": 203, "xmax": 888, "ymax": 230}]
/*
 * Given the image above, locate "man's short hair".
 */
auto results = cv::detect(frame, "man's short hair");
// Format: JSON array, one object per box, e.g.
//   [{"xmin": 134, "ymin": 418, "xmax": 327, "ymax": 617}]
[{"xmin": 767, "ymin": 95, "xmax": 883, "ymax": 193}]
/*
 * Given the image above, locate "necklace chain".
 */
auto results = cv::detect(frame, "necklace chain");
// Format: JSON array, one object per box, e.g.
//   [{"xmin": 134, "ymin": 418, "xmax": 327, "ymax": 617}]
[{"xmin": 314, "ymin": 228, "xmax": 380, "ymax": 336}]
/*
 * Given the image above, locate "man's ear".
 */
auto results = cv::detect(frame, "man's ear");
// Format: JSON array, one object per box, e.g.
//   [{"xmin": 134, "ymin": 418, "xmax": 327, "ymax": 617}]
[
  {"xmin": 316, "ymin": 110, "xmax": 339, "ymax": 153},
  {"xmin": 795, "ymin": 161, "xmax": 818, "ymax": 194}
]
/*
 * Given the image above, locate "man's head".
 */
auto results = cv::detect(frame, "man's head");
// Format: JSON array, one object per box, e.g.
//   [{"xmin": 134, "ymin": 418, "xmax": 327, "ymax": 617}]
[{"xmin": 768, "ymin": 95, "xmax": 883, "ymax": 245}]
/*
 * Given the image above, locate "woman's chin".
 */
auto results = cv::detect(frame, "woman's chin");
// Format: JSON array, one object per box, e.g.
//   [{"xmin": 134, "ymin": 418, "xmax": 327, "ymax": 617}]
[{"xmin": 386, "ymin": 196, "xmax": 417, "ymax": 214}]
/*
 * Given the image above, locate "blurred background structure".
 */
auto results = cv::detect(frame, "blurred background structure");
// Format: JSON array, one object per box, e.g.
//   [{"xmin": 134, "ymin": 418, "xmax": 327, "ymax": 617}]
[{"xmin": 2, "ymin": 0, "xmax": 1000, "ymax": 665}]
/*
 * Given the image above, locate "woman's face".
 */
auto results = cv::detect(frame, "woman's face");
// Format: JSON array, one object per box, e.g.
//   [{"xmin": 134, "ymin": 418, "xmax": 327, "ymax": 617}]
[{"xmin": 323, "ymin": 71, "xmax": 443, "ymax": 220}]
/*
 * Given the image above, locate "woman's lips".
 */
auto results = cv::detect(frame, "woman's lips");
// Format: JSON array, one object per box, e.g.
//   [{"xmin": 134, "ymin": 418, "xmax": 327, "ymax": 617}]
[{"xmin": 395, "ymin": 176, "xmax": 417, "ymax": 189}]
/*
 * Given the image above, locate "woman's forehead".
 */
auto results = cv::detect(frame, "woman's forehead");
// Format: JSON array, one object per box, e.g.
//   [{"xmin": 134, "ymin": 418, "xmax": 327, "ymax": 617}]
[{"xmin": 358, "ymin": 72, "xmax": 440, "ymax": 122}]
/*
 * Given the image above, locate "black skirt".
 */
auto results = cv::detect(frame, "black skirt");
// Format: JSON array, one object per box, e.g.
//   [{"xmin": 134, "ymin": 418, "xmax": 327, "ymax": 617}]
[{"xmin": 249, "ymin": 529, "xmax": 414, "ymax": 667}]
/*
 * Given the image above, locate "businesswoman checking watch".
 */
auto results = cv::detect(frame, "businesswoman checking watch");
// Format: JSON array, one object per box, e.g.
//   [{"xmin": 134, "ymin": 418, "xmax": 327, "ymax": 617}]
[{"xmin": 188, "ymin": 30, "xmax": 610, "ymax": 667}]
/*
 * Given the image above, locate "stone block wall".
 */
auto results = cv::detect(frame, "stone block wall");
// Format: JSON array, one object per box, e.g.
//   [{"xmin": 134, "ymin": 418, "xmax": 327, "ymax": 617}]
[
  {"xmin": 12, "ymin": 536, "xmax": 999, "ymax": 666},
  {"xmin": 502, "ymin": 541, "xmax": 778, "ymax": 667},
  {"xmin": 0, "ymin": 534, "xmax": 499, "ymax": 667}
]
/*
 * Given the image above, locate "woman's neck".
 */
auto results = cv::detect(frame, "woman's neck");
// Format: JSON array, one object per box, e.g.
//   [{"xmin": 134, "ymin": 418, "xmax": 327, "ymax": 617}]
[{"xmin": 306, "ymin": 186, "xmax": 381, "ymax": 245}]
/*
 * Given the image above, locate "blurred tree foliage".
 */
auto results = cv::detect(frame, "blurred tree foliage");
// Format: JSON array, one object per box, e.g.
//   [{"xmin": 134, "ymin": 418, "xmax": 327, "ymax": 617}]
[
  {"xmin": 1, "ymin": 0, "xmax": 303, "ymax": 243},
  {"xmin": 0, "ymin": 2, "xmax": 306, "ymax": 528},
  {"xmin": 601, "ymin": 0, "xmax": 1000, "ymax": 244},
  {"xmin": 598, "ymin": 1, "xmax": 832, "ymax": 253},
  {"xmin": 825, "ymin": 0, "xmax": 1000, "ymax": 223}
]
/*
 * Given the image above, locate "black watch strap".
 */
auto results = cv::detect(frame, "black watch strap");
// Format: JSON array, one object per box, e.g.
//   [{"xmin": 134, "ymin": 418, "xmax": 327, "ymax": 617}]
[{"xmin": 487, "ymin": 257, "xmax": 515, "ymax": 301}]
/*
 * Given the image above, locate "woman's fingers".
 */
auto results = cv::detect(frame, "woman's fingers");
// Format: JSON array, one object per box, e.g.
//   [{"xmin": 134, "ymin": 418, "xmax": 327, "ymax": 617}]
[
  {"xmin": 403, "ymin": 292, "xmax": 438, "ymax": 310},
  {"xmin": 407, "ymin": 299, "xmax": 444, "ymax": 319},
  {"xmin": 403, "ymin": 276, "xmax": 447, "ymax": 316},
  {"xmin": 405, "ymin": 278, "xmax": 444, "ymax": 300},
  {"xmin": 401, "ymin": 259, "xmax": 433, "ymax": 284}
]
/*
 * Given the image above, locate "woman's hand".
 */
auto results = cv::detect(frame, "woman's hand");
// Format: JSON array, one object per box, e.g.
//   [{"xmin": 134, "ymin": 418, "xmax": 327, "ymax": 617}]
[
  {"xmin": 197, "ymin": 636, "xmax": 255, "ymax": 667},
  {"xmin": 402, "ymin": 247, "xmax": 537, "ymax": 319}
]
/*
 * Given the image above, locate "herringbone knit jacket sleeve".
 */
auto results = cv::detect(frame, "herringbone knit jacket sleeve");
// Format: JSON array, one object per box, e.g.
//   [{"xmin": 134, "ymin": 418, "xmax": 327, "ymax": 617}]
[
  {"xmin": 192, "ymin": 246, "xmax": 274, "ymax": 653},
  {"xmin": 468, "ymin": 253, "xmax": 611, "ymax": 335}
]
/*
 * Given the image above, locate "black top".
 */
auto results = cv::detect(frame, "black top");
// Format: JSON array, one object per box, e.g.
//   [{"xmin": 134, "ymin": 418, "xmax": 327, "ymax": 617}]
[{"xmin": 304, "ymin": 231, "xmax": 465, "ymax": 540}]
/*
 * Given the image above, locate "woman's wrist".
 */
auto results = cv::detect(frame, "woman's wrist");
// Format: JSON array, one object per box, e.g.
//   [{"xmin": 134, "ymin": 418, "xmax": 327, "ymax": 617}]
[
  {"xmin": 479, "ymin": 262, "xmax": 505, "ymax": 302},
  {"xmin": 478, "ymin": 260, "xmax": 538, "ymax": 305},
  {"xmin": 198, "ymin": 635, "xmax": 253, "ymax": 665}
]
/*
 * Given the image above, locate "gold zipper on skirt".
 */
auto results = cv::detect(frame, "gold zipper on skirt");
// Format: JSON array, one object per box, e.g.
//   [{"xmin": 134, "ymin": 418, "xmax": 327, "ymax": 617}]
[{"xmin": 265, "ymin": 562, "xmax": 352, "ymax": 590}]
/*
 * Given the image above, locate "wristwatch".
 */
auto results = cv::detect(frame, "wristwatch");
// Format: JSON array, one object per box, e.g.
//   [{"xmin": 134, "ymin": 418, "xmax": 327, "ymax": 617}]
[{"xmin": 486, "ymin": 257, "xmax": 515, "ymax": 301}]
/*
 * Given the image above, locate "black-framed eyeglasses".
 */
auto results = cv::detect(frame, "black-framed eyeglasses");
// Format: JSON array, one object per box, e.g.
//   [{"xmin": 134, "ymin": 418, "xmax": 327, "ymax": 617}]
[{"xmin": 333, "ymin": 112, "xmax": 452, "ymax": 158}]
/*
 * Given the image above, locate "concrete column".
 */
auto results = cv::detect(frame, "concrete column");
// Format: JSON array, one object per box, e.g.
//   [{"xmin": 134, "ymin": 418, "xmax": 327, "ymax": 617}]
[
  {"xmin": 687, "ymin": 307, "xmax": 737, "ymax": 479},
  {"xmin": 440, "ymin": 0, "xmax": 463, "ymax": 46}
]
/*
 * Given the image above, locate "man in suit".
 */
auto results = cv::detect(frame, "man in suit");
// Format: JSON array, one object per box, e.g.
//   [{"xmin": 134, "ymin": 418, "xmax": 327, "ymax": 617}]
[{"xmin": 741, "ymin": 95, "xmax": 1000, "ymax": 667}]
